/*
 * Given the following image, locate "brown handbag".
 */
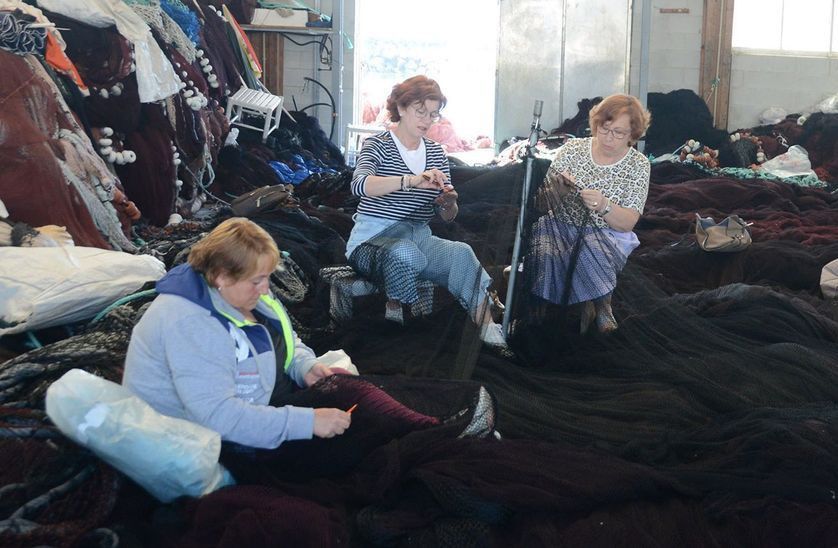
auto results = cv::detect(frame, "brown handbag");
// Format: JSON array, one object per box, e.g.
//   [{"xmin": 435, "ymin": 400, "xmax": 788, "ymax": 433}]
[
  {"xmin": 694, "ymin": 213, "xmax": 753, "ymax": 252},
  {"xmin": 230, "ymin": 185, "xmax": 294, "ymax": 217}
]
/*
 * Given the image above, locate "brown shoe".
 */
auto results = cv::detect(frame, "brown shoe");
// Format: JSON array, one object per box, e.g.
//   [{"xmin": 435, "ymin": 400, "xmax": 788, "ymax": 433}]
[
  {"xmin": 594, "ymin": 296, "xmax": 618, "ymax": 333},
  {"xmin": 384, "ymin": 299, "xmax": 404, "ymax": 324},
  {"xmin": 580, "ymin": 300, "xmax": 595, "ymax": 334}
]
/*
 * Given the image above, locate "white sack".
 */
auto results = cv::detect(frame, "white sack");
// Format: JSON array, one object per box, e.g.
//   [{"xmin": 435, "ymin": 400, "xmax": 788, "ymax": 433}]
[
  {"xmin": 821, "ymin": 258, "xmax": 838, "ymax": 299},
  {"xmin": 0, "ymin": 246, "xmax": 165, "ymax": 335},
  {"xmin": 46, "ymin": 369, "xmax": 235, "ymax": 503}
]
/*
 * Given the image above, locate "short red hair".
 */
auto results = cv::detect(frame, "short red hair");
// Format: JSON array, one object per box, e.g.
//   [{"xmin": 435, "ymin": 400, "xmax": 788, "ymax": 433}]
[
  {"xmin": 386, "ymin": 75, "xmax": 447, "ymax": 123},
  {"xmin": 589, "ymin": 94, "xmax": 652, "ymax": 143}
]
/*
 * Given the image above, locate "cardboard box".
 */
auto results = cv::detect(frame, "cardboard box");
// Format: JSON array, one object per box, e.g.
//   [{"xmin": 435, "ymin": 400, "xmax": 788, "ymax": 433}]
[{"xmin": 250, "ymin": 8, "xmax": 310, "ymax": 28}]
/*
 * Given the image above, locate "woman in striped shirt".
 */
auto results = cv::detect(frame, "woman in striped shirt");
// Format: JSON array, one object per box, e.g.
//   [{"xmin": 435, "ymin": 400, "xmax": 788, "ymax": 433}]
[{"xmin": 346, "ymin": 75, "xmax": 505, "ymax": 347}]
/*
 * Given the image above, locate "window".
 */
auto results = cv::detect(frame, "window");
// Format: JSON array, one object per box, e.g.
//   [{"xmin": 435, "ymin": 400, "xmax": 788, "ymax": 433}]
[
  {"xmin": 354, "ymin": 0, "xmax": 499, "ymax": 149},
  {"xmin": 732, "ymin": 0, "xmax": 838, "ymax": 54}
]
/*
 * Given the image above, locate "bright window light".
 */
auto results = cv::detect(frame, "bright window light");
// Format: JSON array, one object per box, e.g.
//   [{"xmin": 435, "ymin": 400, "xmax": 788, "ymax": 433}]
[
  {"xmin": 354, "ymin": 0, "xmax": 499, "ymax": 146},
  {"xmin": 782, "ymin": 0, "xmax": 832, "ymax": 51},
  {"xmin": 833, "ymin": 3, "xmax": 838, "ymax": 51},
  {"xmin": 732, "ymin": 0, "xmax": 782, "ymax": 50},
  {"xmin": 733, "ymin": 0, "xmax": 837, "ymax": 53}
]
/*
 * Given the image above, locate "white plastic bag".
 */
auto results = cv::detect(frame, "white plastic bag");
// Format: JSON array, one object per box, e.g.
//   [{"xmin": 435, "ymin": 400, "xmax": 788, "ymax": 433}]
[
  {"xmin": 815, "ymin": 93, "xmax": 838, "ymax": 114},
  {"xmin": 821, "ymin": 259, "xmax": 838, "ymax": 299},
  {"xmin": 759, "ymin": 106, "xmax": 787, "ymax": 125},
  {"xmin": 46, "ymin": 369, "xmax": 235, "ymax": 503},
  {"xmin": 759, "ymin": 145, "xmax": 817, "ymax": 179},
  {"xmin": 317, "ymin": 349, "xmax": 360, "ymax": 375}
]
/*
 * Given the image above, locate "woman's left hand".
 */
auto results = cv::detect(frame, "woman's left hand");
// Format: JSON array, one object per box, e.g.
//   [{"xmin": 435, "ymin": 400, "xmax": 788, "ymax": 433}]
[
  {"xmin": 304, "ymin": 363, "xmax": 335, "ymax": 387},
  {"xmin": 434, "ymin": 185, "xmax": 457, "ymax": 210},
  {"xmin": 580, "ymin": 188, "xmax": 606, "ymax": 213}
]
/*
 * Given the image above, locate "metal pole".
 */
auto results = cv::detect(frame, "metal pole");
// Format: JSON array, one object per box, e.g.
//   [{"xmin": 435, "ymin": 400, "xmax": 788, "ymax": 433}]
[
  {"xmin": 332, "ymin": 0, "xmax": 345, "ymax": 148},
  {"xmin": 502, "ymin": 99, "xmax": 543, "ymax": 339},
  {"xmin": 636, "ymin": 0, "xmax": 652, "ymax": 153},
  {"xmin": 501, "ymin": 153, "xmax": 534, "ymax": 338}
]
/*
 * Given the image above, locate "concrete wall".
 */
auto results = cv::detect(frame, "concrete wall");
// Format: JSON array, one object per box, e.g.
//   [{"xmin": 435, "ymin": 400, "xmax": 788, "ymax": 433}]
[
  {"xmin": 728, "ymin": 54, "xmax": 838, "ymax": 131},
  {"xmin": 629, "ymin": 0, "xmax": 703, "ymax": 97},
  {"xmin": 628, "ymin": 0, "xmax": 838, "ymax": 131},
  {"xmin": 276, "ymin": 0, "xmax": 838, "ymax": 143},
  {"xmin": 279, "ymin": 0, "xmax": 354, "ymax": 147},
  {"xmin": 494, "ymin": 0, "xmax": 565, "ymax": 144}
]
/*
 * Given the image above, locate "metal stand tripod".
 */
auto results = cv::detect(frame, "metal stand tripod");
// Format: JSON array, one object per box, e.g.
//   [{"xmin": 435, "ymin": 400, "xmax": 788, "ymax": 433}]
[{"xmin": 502, "ymin": 100, "xmax": 543, "ymax": 338}]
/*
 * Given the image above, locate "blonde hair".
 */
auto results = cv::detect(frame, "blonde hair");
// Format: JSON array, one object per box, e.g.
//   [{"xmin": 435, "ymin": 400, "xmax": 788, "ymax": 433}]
[
  {"xmin": 188, "ymin": 217, "xmax": 279, "ymax": 285},
  {"xmin": 589, "ymin": 94, "xmax": 652, "ymax": 143}
]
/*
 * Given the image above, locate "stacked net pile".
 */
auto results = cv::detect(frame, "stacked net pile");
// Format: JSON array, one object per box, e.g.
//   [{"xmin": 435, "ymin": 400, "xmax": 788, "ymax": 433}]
[
  {"xmin": 0, "ymin": 408, "xmax": 121, "ymax": 547},
  {"xmin": 3, "ymin": 155, "xmax": 838, "ymax": 545}
]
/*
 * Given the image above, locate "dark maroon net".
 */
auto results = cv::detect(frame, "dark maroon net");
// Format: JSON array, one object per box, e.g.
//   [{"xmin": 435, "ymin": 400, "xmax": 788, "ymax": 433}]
[{"xmin": 0, "ymin": 408, "xmax": 120, "ymax": 548}]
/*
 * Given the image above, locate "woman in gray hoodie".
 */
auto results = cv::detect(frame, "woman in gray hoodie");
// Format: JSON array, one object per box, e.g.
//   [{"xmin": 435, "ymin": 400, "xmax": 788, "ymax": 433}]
[{"xmin": 123, "ymin": 217, "xmax": 351, "ymax": 449}]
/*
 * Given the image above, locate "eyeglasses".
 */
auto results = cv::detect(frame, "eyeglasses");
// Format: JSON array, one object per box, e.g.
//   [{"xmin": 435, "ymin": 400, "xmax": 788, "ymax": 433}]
[
  {"xmin": 412, "ymin": 105, "xmax": 441, "ymax": 123},
  {"xmin": 597, "ymin": 126, "xmax": 630, "ymax": 140}
]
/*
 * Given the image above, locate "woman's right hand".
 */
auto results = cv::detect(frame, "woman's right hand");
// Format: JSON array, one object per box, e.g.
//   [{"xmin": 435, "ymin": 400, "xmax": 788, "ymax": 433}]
[
  {"xmin": 538, "ymin": 170, "xmax": 576, "ymax": 212},
  {"xmin": 409, "ymin": 169, "xmax": 448, "ymax": 190},
  {"xmin": 551, "ymin": 170, "xmax": 577, "ymax": 195},
  {"xmin": 313, "ymin": 408, "xmax": 351, "ymax": 438}
]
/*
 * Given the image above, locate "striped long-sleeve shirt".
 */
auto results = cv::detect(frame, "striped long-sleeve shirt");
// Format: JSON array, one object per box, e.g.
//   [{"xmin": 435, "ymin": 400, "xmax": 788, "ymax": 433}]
[{"xmin": 350, "ymin": 131, "xmax": 450, "ymax": 222}]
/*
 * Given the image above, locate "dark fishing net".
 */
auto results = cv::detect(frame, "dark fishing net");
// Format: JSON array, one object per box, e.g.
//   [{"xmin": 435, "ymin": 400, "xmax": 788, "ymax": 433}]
[
  {"xmin": 644, "ymin": 89, "xmax": 729, "ymax": 156},
  {"xmin": 6, "ymin": 125, "xmax": 838, "ymax": 545},
  {"xmin": 285, "ymin": 144, "xmax": 838, "ymax": 544},
  {"xmin": 220, "ymin": 374, "xmax": 494, "ymax": 485},
  {"xmin": 718, "ymin": 137, "xmax": 758, "ymax": 168},
  {"xmin": 0, "ymin": 408, "xmax": 120, "ymax": 548},
  {"xmin": 0, "ymin": 293, "xmax": 156, "ymax": 409}
]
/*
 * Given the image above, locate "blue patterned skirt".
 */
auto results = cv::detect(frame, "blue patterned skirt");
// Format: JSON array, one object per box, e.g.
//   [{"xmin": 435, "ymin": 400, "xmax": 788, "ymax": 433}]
[{"xmin": 527, "ymin": 217, "xmax": 640, "ymax": 305}]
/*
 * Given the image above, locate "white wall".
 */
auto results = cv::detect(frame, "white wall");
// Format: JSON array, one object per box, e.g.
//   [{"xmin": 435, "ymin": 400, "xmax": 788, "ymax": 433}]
[
  {"xmin": 279, "ymin": 0, "xmax": 354, "ymax": 146},
  {"xmin": 629, "ymin": 0, "xmax": 703, "ymax": 97},
  {"xmin": 561, "ymin": 0, "xmax": 632, "ymax": 122},
  {"xmin": 629, "ymin": 0, "xmax": 838, "ymax": 131},
  {"xmin": 728, "ymin": 54, "xmax": 838, "ymax": 130},
  {"xmin": 279, "ymin": 0, "xmax": 838, "ymax": 143},
  {"xmin": 495, "ymin": 0, "xmax": 565, "ymax": 144}
]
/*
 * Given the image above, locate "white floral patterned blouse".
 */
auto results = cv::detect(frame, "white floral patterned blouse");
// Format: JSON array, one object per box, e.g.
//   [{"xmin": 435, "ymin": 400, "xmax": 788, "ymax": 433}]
[{"xmin": 546, "ymin": 137, "xmax": 650, "ymax": 229}]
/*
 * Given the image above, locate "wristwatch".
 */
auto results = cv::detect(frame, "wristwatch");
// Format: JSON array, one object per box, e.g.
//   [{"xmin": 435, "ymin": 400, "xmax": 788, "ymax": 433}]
[{"xmin": 600, "ymin": 199, "xmax": 612, "ymax": 216}]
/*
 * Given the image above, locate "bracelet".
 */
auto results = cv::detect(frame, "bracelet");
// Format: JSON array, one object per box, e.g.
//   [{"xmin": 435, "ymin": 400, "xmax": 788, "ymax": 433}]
[
  {"xmin": 600, "ymin": 198, "xmax": 612, "ymax": 216},
  {"xmin": 400, "ymin": 175, "xmax": 407, "ymax": 192},
  {"xmin": 401, "ymin": 174, "xmax": 413, "ymax": 192}
]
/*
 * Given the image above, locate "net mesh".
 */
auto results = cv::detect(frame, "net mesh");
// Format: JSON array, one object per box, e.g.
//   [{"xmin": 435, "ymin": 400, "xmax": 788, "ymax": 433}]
[
  {"xmin": 0, "ymin": 408, "xmax": 120, "ymax": 548},
  {"xmin": 4, "ymin": 141, "xmax": 838, "ymax": 544}
]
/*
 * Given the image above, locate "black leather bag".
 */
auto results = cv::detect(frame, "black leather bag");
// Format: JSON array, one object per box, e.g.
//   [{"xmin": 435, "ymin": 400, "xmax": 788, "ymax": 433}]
[{"xmin": 230, "ymin": 185, "xmax": 294, "ymax": 217}]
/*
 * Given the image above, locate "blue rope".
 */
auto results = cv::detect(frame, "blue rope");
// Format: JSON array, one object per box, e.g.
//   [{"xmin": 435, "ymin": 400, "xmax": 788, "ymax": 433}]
[
  {"xmin": 90, "ymin": 289, "xmax": 158, "ymax": 325},
  {"xmin": 161, "ymin": 0, "xmax": 202, "ymax": 45},
  {"xmin": 0, "ymin": 12, "xmax": 47, "ymax": 56},
  {"xmin": 25, "ymin": 331, "xmax": 43, "ymax": 349}
]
